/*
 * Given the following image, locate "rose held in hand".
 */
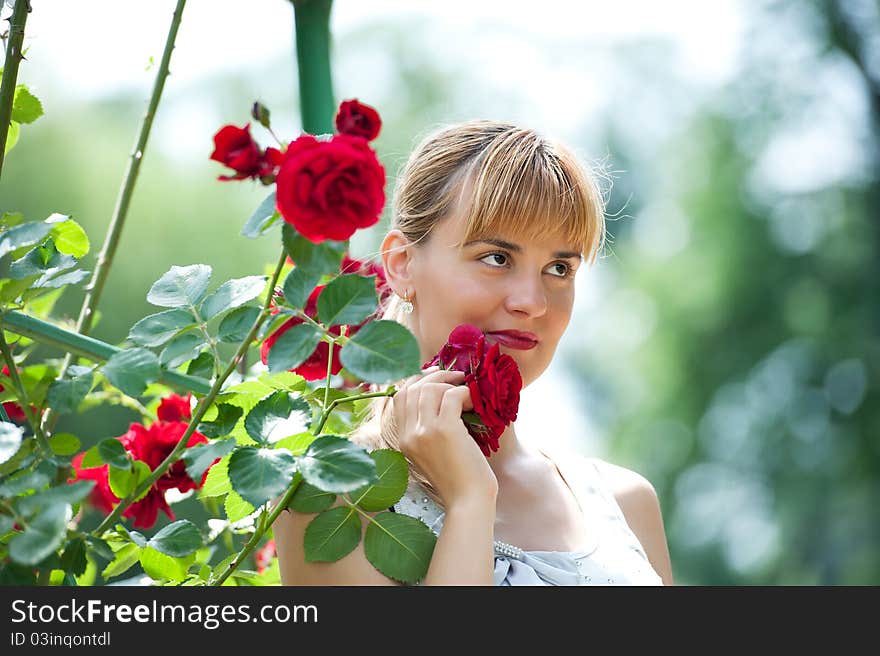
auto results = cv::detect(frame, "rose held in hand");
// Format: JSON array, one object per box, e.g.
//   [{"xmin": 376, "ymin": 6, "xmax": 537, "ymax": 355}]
[{"xmin": 424, "ymin": 324, "xmax": 522, "ymax": 458}]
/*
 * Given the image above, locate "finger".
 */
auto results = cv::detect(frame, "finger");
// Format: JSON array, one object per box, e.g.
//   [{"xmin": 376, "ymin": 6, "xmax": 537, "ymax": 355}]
[
  {"xmin": 417, "ymin": 382, "xmax": 455, "ymax": 424},
  {"xmin": 438, "ymin": 385, "xmax": 474, "ymax": 424},
  {"xmin": 410, "ymin": 368, "xmax": 465, "ymax": 390}
]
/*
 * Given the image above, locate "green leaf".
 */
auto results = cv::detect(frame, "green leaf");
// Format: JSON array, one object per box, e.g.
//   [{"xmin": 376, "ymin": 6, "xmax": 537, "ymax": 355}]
[
  {"xmin": 15, "ymin": 480, "xmax": 95, "ymax": 517},
  {"xmin": 8, "ymin": 504, "xmax": 72, "ymax": 566},
  {"xmin": 266, "ymin": 322, "xmax": 323, "ymax": 374},
  {"xmin": 48, "ymin": 218, "xmax": 89, "ymax": 257},
  {"xmin": 147, "ymin": 519, "xmax": 202, "ymax": 557},
  {"xmin": 0, "ymin": 220, "xmax": 53, "ymax": 259},
  {"xmin": 102, "ymin": 543, "xmax": 142, "ymax": 580},
  {"xmin": 224, "ymin": 490, "xmax": 254, "ymax": 523},
  {"xmin": 32, "ymin": 267, "xmax": 89, "ymax": 289},
  {"xmin": 147, "ymin": 264, "xmax": 212, "ymax": 308},
  {"xmin": 48, "ymin": 432, "xmax": 81, "ymax": 456},
  {"xmin": 303, "ymin": 506, "xmax": 362, "ymax": 562},
  {"xmin": 102, "ymin": 347, "xmax": 160, "ymax": 397},
  {"xmin": 9, "ymin": 239, "xmax": 77, "ymax": 282},
  {"xmin": 289, "ymin": 479, "xmax": 335, "ymax": 513},
  {"xmin": 159, "ymin": 331, "xmax": 205, "ymax": 369},
  {"xmin": 139, "ymin": 547, "xmax": 192, "ymax": 583},
  {"xmin": 227, "ymin": 446, "xmax": 297, "ymax": 508},
  {"xmin": 317, "ymin": 273, "xmax": 378, "ymax": 328},
  {"xmin": 80, "ymin": 445, "xmax": 104, "ymax": 469},
  {"xmin": 350, "ymin": 449, "xmax": 409, "ymax": 511},
  {"xmin": 128, "ymin": 309, "xmax": 196, "ymax": 347},
  {"xmin": 183, "ymin": 438, "xmax": 235, "ymax": 482},
  {"xmin": 244, "ymin": 390, "xmax": 311, "ymax": 445},
  {"xmin": 340, "ymin": 320, "xmax": 422, "ymax": 383},
  {"xmin": 108, "ymin": 460, "xmax": 151, "ymax": 501},
  {"xmin": 186, "ymin": 351, "xmax": 214, "ymax": 379},
  {"xmin": 98, "ymin": 438, "xmax": 130, "ymax": 470},
  {"xmin": 0, "ymin": 469, "xmax": 50, "ymax": 497},
  {"xmin": 273, "ymin": 431, "xmax": 315, "ymax": 456},
  {"xmin": 85, "ymin": 536, "xmax": 115, "ymax": 561},
  {"xmin": 4, "ymin": 120, "xmax": 18, "ymax": 155},
  {"xmin": 257, "ymin": 370, "xmax": 307, "ymax": 392},
  {"xmin": 12, "ymin": 85, "xmax": 43, "ymax": 124},
  {"xmin": 46, "ymin": 370, "xmax": 94, "ymax": 414},
  {"xmin": 200, "ymin": 275, "xmax": 268, "ymax": 320},
  {"xmin": 198, "ymin": 455, "xmax": 231, "ymax": 498},
  {"xmin": 364, "ymin": 511, "xmax": 437, "ymax": 584},
  {"xmin": 298, "ymin": 435, "xmax": 378, "ymax": 494},
  {"xmin": 0, "ymin": 421, "xmax": 24, "ymax": 465},
  {"xmin": 241, "ymin": 192, "xmax": 279, "ymax": 238},
  {"xmin": 282, "ymin": 266, "xmax": 321, "ymax": 310},
  {"xmin": 59, "ymin": 538, "xmax": 88, "ymax": 577},
  {"xmin": 282, "ymin": 223, "xmax": 346, "ymax": 276},
  {"xmin": 197, "ymin": 404, "xmax": 243, "ymax": 439},
  {"xmin": 217, "ymin": 305, "xmax": 261, "ymax": 343}
]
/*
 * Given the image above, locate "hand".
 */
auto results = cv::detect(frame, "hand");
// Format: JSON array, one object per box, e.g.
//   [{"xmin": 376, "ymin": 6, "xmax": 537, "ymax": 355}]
[{"xmin": 391, "ymin": 366, "xmax": 499, "ymax": 509}]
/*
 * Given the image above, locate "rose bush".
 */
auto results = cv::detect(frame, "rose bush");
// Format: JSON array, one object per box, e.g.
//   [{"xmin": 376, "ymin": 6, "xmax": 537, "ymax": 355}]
[{"xmin": 0, "ymin": 87, "xmax": 445, "ymax": 586}]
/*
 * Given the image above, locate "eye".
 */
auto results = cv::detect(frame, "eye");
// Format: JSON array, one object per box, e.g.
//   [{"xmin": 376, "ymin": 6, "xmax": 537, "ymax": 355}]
[
  {"xmin": 547, "ymin": 262, "xmax": 573, "ymax": 278},
  {"xmin": 479, "ymin": 252, "xmax": 510, "ymax": 268}
]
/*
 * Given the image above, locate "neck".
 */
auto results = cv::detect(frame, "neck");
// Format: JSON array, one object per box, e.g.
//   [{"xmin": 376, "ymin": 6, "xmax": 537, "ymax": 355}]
[{"xmin": 486, "ymin": 422, "xmax": 534, "ymax": 476}]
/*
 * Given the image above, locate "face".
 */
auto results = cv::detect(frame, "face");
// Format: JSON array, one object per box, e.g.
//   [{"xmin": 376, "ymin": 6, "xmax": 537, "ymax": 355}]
[{"xmin": 384, "ymin": 211, "xmax": 582, "ymax": 389}]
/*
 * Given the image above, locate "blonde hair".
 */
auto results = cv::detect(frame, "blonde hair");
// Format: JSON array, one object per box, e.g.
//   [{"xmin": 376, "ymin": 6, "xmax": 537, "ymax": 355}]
[{"xmin": 349, "ymin": 120, "xmax": 608, "ymax": 509}]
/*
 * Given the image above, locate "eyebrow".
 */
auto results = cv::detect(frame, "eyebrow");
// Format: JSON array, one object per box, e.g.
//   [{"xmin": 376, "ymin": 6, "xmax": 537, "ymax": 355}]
[{"xmin": 461, "ymin": 238, "xmax": 583, "ymax": 261}]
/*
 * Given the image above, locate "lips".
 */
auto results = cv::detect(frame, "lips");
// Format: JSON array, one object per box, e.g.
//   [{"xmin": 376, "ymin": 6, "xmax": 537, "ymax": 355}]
[{"xmin": 485, "ymin": 330, "xmax": 538, "ymax": 351}]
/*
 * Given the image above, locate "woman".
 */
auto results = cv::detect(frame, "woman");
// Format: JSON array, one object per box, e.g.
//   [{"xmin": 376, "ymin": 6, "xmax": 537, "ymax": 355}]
[{"xmin": 272, "ymin": 120, "xmax": 674, "ymax": 586}]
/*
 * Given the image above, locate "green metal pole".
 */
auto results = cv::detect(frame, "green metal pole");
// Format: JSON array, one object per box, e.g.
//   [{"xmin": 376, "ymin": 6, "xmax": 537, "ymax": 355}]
[{"xmin": 292, "ymin": 0, "xmax": 336, "ymax": 135}]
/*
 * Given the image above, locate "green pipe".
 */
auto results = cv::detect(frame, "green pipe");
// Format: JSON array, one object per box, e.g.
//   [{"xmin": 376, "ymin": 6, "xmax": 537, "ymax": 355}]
[
  {"xmin": 293, "ymin": 0, "xmax": 335, "ymax": 135},
  {"xmin": 0, "ymin": 310, "xmax": 211, "ymax": 395}
]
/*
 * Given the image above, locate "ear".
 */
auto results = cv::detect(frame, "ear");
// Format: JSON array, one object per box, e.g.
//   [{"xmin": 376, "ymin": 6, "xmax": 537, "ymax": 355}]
[{"xmin": 380, "ymin": 229, "xmax": 414, "ymax": 296}]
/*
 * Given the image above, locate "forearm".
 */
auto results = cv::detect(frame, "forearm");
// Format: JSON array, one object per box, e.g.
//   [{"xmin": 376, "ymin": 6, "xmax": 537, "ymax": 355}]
[{"xmin": 422, "ymin": 496, "xmax": 496, "ymax": 586}]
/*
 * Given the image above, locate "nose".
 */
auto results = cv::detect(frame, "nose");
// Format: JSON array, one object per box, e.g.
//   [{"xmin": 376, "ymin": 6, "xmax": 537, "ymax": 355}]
[{"xmin": 504, "ymin": 271, "xmax": 548, "ymax": 318}]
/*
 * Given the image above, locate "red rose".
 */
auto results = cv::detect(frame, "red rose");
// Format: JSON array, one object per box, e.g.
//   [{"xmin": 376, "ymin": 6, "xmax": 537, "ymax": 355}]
[
  {"xmin": 275, "ymin": 133, "xmax": 385, "ymax": 243},
  {"xmin": 464, "ymin": 340, "xmax": 521, "ymax": 456},
  {"xmin": 210, "ymin": 123, "xmax": 282, "ymax": 182},
  {"xmin": 335, "ymin": 99, "xmax": 382, "ymax": 141},
  {"xmin": 120, "ymin": 421, "xmax": 208, "ymax": 493},
  {"xmin": 423, "ymin": 324, "xmax": 485, "ymax": 373},
  {"xmin": 70, "ymin": 453, "xmax": 117, "ymax": 515},
  {"xmin": 156, "ymin": 392, "xmax": 192, "ymax": 422},
  {"xmin": 261, "ymin": 285, "xmax": 349, "ymax": 381},
  {"xmin": 69, "ymin": 394, "xmax": 213, "ymax": 529},
  {"xmin": 424, "ymin": 324, "xmax": 522, "ymax": 458}
]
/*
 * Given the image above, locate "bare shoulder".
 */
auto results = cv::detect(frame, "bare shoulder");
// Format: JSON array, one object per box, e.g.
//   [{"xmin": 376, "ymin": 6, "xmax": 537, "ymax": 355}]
[{"xmin": 590, "ymin": 458, "xmax": 675, "ymax": 586}]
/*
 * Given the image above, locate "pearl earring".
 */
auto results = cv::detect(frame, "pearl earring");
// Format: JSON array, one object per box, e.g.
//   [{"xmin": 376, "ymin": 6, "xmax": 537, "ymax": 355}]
[{"xmin": 400, "ymin": 291, "xmax": 413, "ymax": 314}]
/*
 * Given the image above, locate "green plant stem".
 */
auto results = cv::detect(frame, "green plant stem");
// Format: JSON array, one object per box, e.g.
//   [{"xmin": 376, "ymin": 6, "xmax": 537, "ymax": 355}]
[
  {"xmin": 0, "ymin": 0, "xmax": 30, "ymax": 179},
  {"xmin": 41, "ymin": 0, "xmax": 187, "ymax": 439},
  {"xmin": 91, "ymin": 251, "xmax": 288, "ymax": 537},
  {"xmin": 0, "ymin": 327, "xmax": 50, "ymax": 454},
  {"xmin": 322, "ymin": 338, "xmax": 334, "ymax": 410},
  {"xmin": 0, "ymin": 310, "xmax": 211, "ymax": 395},
  {"xmin": 313, "ymin": 388, "xmax": 394, "ymax": 435},
  {"xmin": 209, "ymin": 481, "xmax": 299, "ymax": 586},
  {"xmin": 292, "ymin": 0, "xmax": 335, "ymax": 134}
]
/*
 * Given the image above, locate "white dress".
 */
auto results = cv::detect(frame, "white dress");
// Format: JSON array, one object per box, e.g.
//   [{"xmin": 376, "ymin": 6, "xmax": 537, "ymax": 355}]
[{"xmin": 391, "ymin": 449, "xmax": 664, "ymax": 586}]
